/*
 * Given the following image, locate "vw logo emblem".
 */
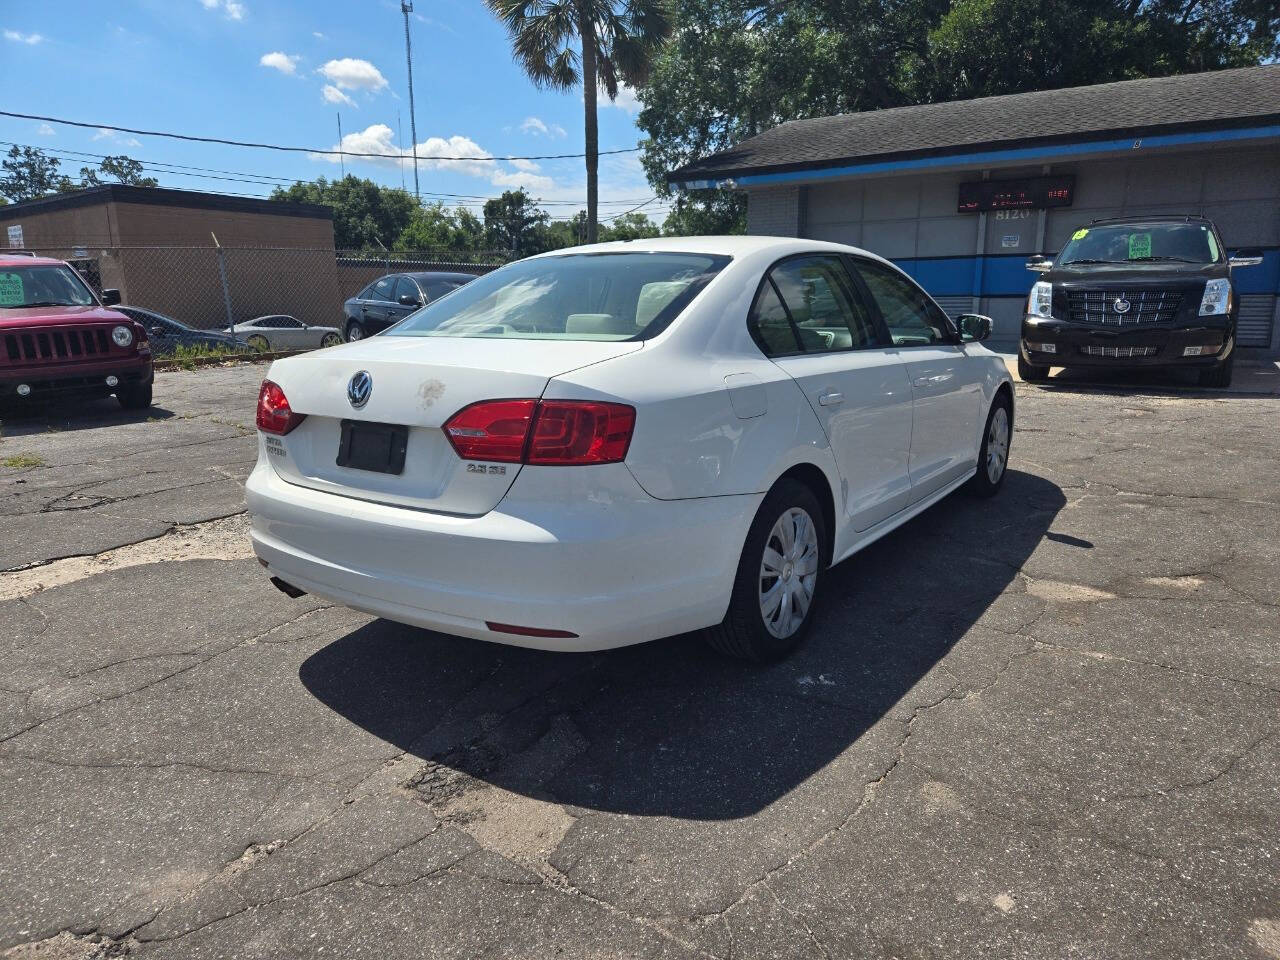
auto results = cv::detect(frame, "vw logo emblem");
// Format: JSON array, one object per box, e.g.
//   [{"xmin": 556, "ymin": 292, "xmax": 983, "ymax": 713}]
[
  {"xmin": 1112, "ymin": 298, "xmax": 1131, "ymax": 314},
  {"xmin": 347, "ymin": 370, "xmax": 372, "ymax": 409}
]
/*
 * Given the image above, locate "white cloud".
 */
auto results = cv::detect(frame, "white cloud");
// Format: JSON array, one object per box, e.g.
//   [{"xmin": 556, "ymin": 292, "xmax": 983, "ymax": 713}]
[
  {"xmin": 316, "ymin": 123, "xmax": 555, "ymax": 192},
  {"xmin": 520, "ymin": 116, "xmax": 566, "ymax": 138},
  {"xmin": 36, "ymin": 123, "xmax": 55, "ymax": 136},
  {"xmin": 312, "ymin": 31, "xmax": 325, "ymax": 39},
  {"xmin": 322, "ymin": 84, "xmax": 356, "ymax": 107},
  {"xmin": 319, "ymin": 58, "xmax": 388, "ymax": 92},
  {"xmin": 259, "ymin": 51, "xmax": 299, "ymax": 74},
  {"xmin": 4, "ymin": 30, "xmax": 43, "ymax": 44},
  {"xmin": 199, "ymin": 0, "xmax": 245, "ymax": 20},
  {"xmin": 91, "ymin": 128, "xmax": 142, "ymax": 148},
  {"xmin": 509, "ymin": 158, "xmax": 539, "ymax": 172},
  {"xmin": 601, "ymin": 83, "xmax": 640, "ymax": 115}
]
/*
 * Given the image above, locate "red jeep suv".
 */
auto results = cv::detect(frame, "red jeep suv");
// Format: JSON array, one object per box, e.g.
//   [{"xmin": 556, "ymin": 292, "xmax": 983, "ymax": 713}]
[{"xmin": 0, "ymin": 253, "xmax": 153, "ymax": 408}]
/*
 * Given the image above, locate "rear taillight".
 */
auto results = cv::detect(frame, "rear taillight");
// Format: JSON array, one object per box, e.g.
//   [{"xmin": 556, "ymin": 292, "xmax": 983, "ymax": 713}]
[
  {"xmin": 256, "ymin": 379, "xmax": 305, "ymax": 435},
  {"xmin": 443, "ymin": 399, "xmax": 635, "ymax": 466}
]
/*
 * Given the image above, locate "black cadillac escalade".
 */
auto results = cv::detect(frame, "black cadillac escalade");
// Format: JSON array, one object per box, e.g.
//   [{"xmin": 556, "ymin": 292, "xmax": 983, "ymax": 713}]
[{"xmin": 1019, "ymin": 216, "xmax": 1262, "ymax": 388}]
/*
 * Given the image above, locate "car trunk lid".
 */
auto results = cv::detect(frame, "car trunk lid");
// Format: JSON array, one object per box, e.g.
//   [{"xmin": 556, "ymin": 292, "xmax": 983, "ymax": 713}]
[{"xmin": 263, "ymin": 336, "xmax": 641, "ymax": 515}]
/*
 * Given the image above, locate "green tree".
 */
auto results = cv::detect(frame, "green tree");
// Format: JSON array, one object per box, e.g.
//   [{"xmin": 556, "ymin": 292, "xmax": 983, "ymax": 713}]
[
  {"xmin": 601, "ymin": 211, "xmax": 661, "ymax": 241},
  {"xmin": 484, "ymin": 0, "xmax": 672, "ymax": 243},
  {"xmin": 638, "ymin": 0, "xmax": 1278, "ymax": 220},
  {"xmin": 1, "ymin": 146, "xmax": 68, "ymax": 201},
  {"xmin": 396, "ymin": 203, "xmax": 493, "ymax": 253},
  {"xmin": 78, "ymin": 155, "xmax": 158, "ymax": 188},
  {"xmin": 483, "ymin": 189, "xmax": 551, "ymax": 254},
  {"xmin": 270, "ymin": 176, "xmax": 417, "ymax": 250}
]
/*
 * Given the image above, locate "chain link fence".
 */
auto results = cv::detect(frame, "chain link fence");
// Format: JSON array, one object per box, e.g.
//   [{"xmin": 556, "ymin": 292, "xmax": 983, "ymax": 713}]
[{"xmin": 25, "ymin": 246, "xmax": 511, "ymax": 334}]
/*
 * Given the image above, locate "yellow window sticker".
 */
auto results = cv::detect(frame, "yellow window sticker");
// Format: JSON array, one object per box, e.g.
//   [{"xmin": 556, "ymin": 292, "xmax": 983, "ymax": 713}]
[
  {"xmin": 0, "ymin": 273, "xmax": 24, "ymax": 306},
  {"xmin": 1205, "ymin": 229, "xmax": 1220, "ymax": 261},
  {"xmin": 1071, "ymin": 228, "xmax": 1089, "ymax": 241},
  {"xmin": 1128, "ymin": 233, "xmax": 1152, "ymax": 259}
]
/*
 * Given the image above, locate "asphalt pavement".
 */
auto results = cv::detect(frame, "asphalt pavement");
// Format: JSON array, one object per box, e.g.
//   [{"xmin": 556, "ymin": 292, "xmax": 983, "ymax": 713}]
[{"xmin": 1, "ymin": 362, "xmax": 1277, "ymax": 960}]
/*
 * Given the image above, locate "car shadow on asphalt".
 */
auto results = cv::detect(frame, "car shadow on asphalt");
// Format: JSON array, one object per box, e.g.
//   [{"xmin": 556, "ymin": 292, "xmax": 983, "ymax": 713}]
[
  {"xmin": 1027, "ymin": 365, "xmax": 1272, "ymax": 398},
  {"xmin": 300, "ymin": 468, "xmax": 1065, "ymax": 820},
  {"xmin": 0, "ymin": 399, "xmax": 176, "ymax": 436}
]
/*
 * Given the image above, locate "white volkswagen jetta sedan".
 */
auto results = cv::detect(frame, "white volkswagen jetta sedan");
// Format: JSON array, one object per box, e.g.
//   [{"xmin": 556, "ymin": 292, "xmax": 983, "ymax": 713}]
[{"xmin": 246, "ymin": 237, "xmax": 1013, "ymax": 660}]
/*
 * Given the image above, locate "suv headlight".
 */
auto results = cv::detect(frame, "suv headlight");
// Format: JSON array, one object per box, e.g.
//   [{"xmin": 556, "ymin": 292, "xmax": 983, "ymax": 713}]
[
  {"xmin": 1199, "ymin": 279, "xmax": 1231, "ymax": 316},
  {"xmin": 111, "ymin": 325, "xmax": 134, "ymax": 347},
  {"xmin": 1028, "ymin": 281, "xmax": 1054, "ymax": 318}
]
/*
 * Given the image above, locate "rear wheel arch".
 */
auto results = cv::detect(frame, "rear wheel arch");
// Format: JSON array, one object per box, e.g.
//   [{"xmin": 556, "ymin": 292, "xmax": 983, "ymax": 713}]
[{"xmin": 773, "ymin": 462, "xmax": 836, "ymax": 567}]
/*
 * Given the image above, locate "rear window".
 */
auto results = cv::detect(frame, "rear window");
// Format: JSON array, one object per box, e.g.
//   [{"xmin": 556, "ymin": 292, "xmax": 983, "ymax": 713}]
[{"xmin": 388, "ymin": 252, "xmax": 730, "ymax": 341}]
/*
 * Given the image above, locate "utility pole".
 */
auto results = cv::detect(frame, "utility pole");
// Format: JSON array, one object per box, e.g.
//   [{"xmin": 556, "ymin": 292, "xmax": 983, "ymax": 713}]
[
  {"xmin": 336, "ymin": 112, "xmax": 345, "ymax": 178},
  {"xmin": 401, "ymin": 1, "xmax": 420, "ymax": 203}
]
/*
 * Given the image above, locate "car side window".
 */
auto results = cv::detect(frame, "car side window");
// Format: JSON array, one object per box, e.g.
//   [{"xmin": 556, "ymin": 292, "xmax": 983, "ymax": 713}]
[
  {"xmin": 278, "ymin": 317, "xmax": 303, "ymax": 329},
  {"xmin": 393, "ymin": 277, "xmax": 420, "ymax": 304},
  {"xmin": 424, "ymin": 280, "xmax": 461, "ymax": 301},
  {"xmin": 770, "ymin": 256, "xmax": 878, "ymax": 353},
  {"xmin": 853, "ymin": 259, "xmax": 953, "ymax": 347},
  {"xmin": 372, "ymin": 276, "xmax": 396, "ymax": 301},
  {"xmin": 748, "ymin": 281, "xmax": 801, "ymax": 357}
]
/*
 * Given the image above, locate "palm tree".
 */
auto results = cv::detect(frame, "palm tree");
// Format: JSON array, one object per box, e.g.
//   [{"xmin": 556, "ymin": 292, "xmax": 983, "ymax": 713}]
[{"xmin": 485, "ymin": 0, "xmax": 671, "ymax": 243}]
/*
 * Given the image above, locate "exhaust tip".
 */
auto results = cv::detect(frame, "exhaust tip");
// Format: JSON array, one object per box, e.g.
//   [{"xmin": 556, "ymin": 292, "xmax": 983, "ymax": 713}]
[{"xmin": 270, "ymin": 576, "xmax": 307, "ymax": 599}]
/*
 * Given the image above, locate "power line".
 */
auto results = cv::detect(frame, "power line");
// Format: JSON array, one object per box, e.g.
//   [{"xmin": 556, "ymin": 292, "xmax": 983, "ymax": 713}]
[{"xmin": 1, "ymin": 110, "xmax": 642, "ymax": 161}]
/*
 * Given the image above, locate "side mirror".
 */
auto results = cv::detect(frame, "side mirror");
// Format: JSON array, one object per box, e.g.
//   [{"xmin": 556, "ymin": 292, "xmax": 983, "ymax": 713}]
[
  {"xmin": 956, "ymin": 313, "xmax": 993, "ymax": 343},
  {"xmin": 398, "ymin": 294, "xmax": 421, "ymax": 306},
  {"xmin": 1025, "ymin": 256, "xmax": 1052, "ymax": 274},
  {"xmin": 101, "ymin": 288, "xmax": 121, "ymax": 306},
  {"xmin": 149, "ymin": 325, "xmax": 166, "ymax": 337},
  {"xmin": 1229, "ymin": 248, "xmax": 1263, "ymax": 268}
]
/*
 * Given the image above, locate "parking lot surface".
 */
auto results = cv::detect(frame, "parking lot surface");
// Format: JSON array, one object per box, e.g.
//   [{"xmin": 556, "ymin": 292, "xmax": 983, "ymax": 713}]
[{"xmin": 1, "ymin": 364, "xmax": 1277, "ymax": 960}]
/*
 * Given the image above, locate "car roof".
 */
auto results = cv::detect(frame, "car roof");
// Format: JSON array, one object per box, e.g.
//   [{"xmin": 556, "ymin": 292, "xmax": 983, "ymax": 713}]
[
  {"xmin": 0, "ymin": 254, "xmax": 68, "ymax": 267},
  {"xmin": 1087, "ymin": 215, "xmax": 1215, "ymax": 226},
  {"xmin": 403, "ymin": 271, "xmax": 476, "ymax": 281},
  {"xmin": 525, "ymin": 234, "xmax": 896, "ymax": 267}
]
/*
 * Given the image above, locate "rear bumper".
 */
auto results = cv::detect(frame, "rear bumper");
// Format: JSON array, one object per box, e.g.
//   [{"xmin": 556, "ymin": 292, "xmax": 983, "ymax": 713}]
[
  {"xmin": 0, "ymin": 356, "xmax": 153, "ymax": 398},
  {"xmin": 245, "ymin": 459, "xmax": 761, "ymax": 651},
  {"xmin": 1020, "ymin": 316, "xmax": 1233, "ymax": 367}
]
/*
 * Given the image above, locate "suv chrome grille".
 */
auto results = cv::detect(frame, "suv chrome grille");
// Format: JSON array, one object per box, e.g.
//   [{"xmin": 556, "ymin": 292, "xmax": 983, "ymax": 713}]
[
  {"xmin": 1080, "ymin": 344, "xmax": 1158, "ymax": 358},
  {"xmin": 1067, "ymin": 289, "xmax": 1183, "ymax": 326}
]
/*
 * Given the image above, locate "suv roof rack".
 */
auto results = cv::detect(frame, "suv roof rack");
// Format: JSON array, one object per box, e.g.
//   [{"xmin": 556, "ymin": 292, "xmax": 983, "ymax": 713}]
[
  {"xmin": 1087, "ymin": 215, "xmax": 1210, "ymax": 226},
  {"xmin": 1, "ymin": 249, "xmax": 40, "ymax": 257}
]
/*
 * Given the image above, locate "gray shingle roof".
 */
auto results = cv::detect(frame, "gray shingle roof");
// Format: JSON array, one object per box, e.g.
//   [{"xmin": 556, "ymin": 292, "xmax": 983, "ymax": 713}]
[{"xmin": 668, "ymin": 66, "xmax": 1280, "ymax": 184}]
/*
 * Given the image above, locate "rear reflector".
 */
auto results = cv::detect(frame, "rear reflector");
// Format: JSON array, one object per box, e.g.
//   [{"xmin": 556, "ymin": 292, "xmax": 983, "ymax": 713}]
[
  {"xmin": 444, "ymin": 398, "xmax": 635, "ymax": 466},
  {"xmin": 256, "ymin": 379, "xmax": 306, "ymax": 435},
  {"xmin": 486, "ymin": 621, "xmax": 579, "ymax": 639}
]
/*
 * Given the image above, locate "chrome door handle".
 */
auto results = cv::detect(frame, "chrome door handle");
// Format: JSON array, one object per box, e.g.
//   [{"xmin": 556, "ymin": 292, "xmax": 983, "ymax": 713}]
[{"xmin": 818, "ymin": 391, "xmax": 844, "ymax": 406}]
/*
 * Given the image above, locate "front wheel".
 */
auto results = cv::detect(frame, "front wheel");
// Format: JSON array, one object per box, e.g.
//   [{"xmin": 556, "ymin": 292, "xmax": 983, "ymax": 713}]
[
  {"xmin": 1197, "ymin": 352, "xmax": 1233, "ymax": 389},
  {"xmin": 117, "ymin": 383, "xmax": 152, "ymax": 410},
  {"xmin": 1017, "ymin": 355, "xmax": 1050, "ymax": 382},
  {"xmin": 967, "ymin": 394, "xmax": 1011, "ymax": 497},
  {"xmin": 321, "ymin": 332, "xmax": 343, "ymax": 348},
  {"xmin": 703, "ymin": 479, "xmax": 827, "ymax": 662},
  {"xmin": 246, "ymin": 334, "xmax": 269, "ymax": 353}
]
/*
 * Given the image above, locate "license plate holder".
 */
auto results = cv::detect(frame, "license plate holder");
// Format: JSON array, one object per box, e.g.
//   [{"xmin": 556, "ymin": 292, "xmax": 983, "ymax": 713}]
[{"xmin": 336, "ymin": 419, "xmax": 408, "ymax": 475}]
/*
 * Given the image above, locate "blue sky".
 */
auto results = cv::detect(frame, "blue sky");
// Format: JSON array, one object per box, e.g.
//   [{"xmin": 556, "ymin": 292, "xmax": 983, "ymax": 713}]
[{"xmin": 1, "ymin": 0, "xmax": 669, "ymax": 222}]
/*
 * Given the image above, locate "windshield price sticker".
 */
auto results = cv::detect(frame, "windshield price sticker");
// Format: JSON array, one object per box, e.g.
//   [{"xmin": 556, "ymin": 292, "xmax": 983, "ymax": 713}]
[
  {"xmin": 1128, "ymin": 233, "xmax": 1152, "ymax": 259},
  {"xmin": 0, "ymin": 273, "xmax": 23, "ymax": 306},
  {"xmin": 1072, "ymin": 228, "xmax": 1089, "ymax": 241}
]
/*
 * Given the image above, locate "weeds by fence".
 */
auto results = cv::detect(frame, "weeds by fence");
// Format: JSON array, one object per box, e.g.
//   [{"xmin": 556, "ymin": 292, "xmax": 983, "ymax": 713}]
[{"xmin": 24, "ymin": 246, "xmax": 510, "ymax": 333}]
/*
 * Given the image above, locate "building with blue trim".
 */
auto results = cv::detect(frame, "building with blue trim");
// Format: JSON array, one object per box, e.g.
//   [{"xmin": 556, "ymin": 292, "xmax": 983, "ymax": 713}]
[{"xmin": 668, "ymin": 66, "xmax": 1280, "ymax": 356}]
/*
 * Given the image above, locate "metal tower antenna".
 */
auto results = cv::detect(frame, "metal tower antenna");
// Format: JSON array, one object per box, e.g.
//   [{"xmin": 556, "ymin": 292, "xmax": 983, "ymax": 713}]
[{"xmin": 401, "ymin": 1, "xmax": 420, "ymax": 203}]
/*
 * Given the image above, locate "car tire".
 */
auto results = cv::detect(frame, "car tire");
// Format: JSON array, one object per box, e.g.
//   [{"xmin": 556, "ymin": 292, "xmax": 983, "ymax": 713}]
[
  {"xmin": 966, "ymin": 393, "xmax": 1012, "ymax": 498},
  {"xmin": 117, "ymin": 383, "xmax": 153, "ymax": 410},
  {"xmin": 246, "ymin": 334, "xmax": 270, "ymax": 353},
  {"xmin": 1197, "ymin": 352, "xmax": 1233, "ymax": 389},
  {"xmin": 703, "ymin": 478, "xmax": 827, "ymax": 662},
  {"xmin": 321, "ymin": 332, "xmax": 343, "ymax": 348},
  {"xmin": 1017, "ymin": 355, "xmax": 1050, "ymax": 382},
  {"xmin": 346, "ymin": 321, "xmax": 366, "ymax": 342}
]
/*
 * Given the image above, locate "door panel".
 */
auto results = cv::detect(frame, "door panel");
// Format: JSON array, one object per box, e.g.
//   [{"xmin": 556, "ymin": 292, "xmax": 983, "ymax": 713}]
[
  {"xmin": 774, "ymin": 351, "xmax": 914, "ymax": 530},
  {"xmin": 754, "ymin": 255, "xmax": 914, "ymax": 532}
]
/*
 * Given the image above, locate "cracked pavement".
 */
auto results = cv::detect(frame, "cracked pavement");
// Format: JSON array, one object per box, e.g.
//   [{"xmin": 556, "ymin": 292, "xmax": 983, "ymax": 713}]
[{"xmin": 1, "ymin": 364, "xmax": 1277, "ymax": 959}]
